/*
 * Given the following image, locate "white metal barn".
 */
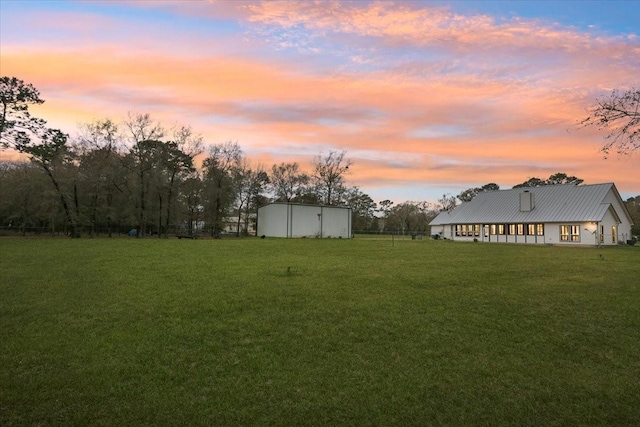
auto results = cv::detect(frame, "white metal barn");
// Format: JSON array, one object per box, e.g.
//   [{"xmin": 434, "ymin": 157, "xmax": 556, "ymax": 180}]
[
  {"xmin": 429, "ymin": 183, "xmax": 633, "ymax": 246},
  {"xmin": 257, "ymin": 203, "xmax": 352, "ymax": 238}
]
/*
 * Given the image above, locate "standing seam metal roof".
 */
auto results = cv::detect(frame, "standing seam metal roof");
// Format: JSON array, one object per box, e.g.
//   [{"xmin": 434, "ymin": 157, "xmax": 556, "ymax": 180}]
[{"xmin": 429, "ymin": 183, "xmax": 618, "ymax": 225}]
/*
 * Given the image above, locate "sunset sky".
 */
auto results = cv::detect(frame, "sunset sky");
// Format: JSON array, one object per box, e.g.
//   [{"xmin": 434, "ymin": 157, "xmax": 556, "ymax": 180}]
[{"xmin": 1, "ymin": 0, "xmax": 638, "ymax": 204}]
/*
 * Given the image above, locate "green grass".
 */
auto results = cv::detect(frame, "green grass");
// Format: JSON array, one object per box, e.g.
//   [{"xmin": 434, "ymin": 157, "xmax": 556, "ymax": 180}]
[{"xmin": 1, "ymin": 238, "xmax": 639, "ymax": 426}]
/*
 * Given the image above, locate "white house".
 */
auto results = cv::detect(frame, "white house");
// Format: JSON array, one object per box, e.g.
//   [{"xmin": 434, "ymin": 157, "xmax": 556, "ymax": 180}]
[
  {"xmin": 429, "ymin": 183, "xmax": 633, "ymax": 246},
  {"xmin": 257, "ymin": 203, "xmax": 352, "ymax": 238}
]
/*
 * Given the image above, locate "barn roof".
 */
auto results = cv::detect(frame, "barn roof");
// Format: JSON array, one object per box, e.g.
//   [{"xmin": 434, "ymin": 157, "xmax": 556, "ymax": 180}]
[{"xmin": 429, "ymin": 183, "xmax": 627, "ymax": 225}]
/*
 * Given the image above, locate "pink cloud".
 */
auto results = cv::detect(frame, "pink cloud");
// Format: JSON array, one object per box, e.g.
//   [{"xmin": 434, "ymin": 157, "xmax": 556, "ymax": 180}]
[{"xmin": 1, "ymin": 2, "xmax": 638, "ymax": 203}]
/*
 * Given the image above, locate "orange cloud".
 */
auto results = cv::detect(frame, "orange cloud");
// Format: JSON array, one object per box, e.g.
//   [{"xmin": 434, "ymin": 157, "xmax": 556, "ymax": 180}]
[{"xmin": 1, "ymin": 1, "xmax": 638, "ymax": 204}]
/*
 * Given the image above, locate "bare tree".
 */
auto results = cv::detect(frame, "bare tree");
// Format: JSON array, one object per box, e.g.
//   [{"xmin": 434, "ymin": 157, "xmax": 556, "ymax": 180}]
[
  {"xmin": 181, "ymin": 171, "xmax": 203, "ymax": 236},
  {"xmin": 202, "ymin": 141, "xmax": 243, "ymax": 237},
  {"xmin": 580, "ymin": 87, "xmax": 640, "ymax": 157},
  {"xmin": 269, "ymin": 162, "xmax": 309, "ymax": 202},
  {"xmin": 122, "ymin": 113, "xmax": 165, "ymax": 237},
  {"xmin": 162, "ymin": 125, "xmax": 202, "ymax": 237},
  {"xmin": 234, "ymin": 162, "xmax": 269, "ymax": 236},
  {"xmin": 312, "ymin": 150, "xmax": 352, "ymax": 205},
  {"xmin": 437, "ymin": 194, "xmax": 457, "ymax": 212},
  {"xmin": 76, "ymin": 119, "xmax": 122, "ymax": 236}
]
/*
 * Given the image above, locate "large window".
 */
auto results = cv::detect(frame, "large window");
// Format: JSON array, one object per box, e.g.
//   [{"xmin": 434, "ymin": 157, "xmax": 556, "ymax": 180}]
[
  {"xmin": 536, "ymin": 224, "xmax": 544, "ymax": 236},
  {"xmin": 560, "ymin": 225, "xmax": 580, "ymax": 242},
  {"xmin": 517, "ymin": 224, "xmax": 524, "ymax": 235},
  {"xmin": 498, "ymin": 224, "xmax": 505, "ymax": 235},
  {"xmin": 527, "ymin": 224, "xmax": 536, "ymax": 235},
  {"xmin": 456, "ymin": 225, "xmax": 480, "ymax": 237},
  {"xmin": 508, "ymin": 224, "xmax": 516, "ymax": 235}
]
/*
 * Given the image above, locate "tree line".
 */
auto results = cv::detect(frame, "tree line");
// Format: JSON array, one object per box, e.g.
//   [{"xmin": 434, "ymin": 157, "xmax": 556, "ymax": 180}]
[
  {"xmin": 0, "ymin": 77, "xmax": 448, "ymax": 237},
  {"xmin": 2, "ymin": 77, "xmax": 638, "ymax": 237},
  {"xmin": 0, "ymin": 116, "xmax": 379, "ymax": 236}
]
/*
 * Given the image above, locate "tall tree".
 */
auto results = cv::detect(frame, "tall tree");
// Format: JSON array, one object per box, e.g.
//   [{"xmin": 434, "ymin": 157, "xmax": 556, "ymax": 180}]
[
  {"xmin": 458, "ymin": 183, "xmax": 500, "ymax": 202},
  {"xmin": 580, "ymin": 87, "xmax": 640, "ymax": 157},
  {"xmin": 545, "ymin": 173, "xmax": 584, "ymax": 186},
  {"xmin": 346, "ymin": 187, "xmax": 377, "ymax": 231},
  {"xmin": 269, "ymin": 162, "xmax": 309, "ymax": 202},
  {"xmin": 202, "ymin": 141, "xmax": 242, "ymax": 237},
  {"xmin": 312, "ymin": 150, "xmax": 352, "ymax": 205},
  {"xmin": 0, "ymin": 161, "xmax": 52, "ymax": 235},
  {"xmin": 157, "ymin": 141, "xmax": 195, "ymax": 237},
  {"xmin": 180, "ymin": 172, "xmax": 204, "ymax": 236},
  {"xmin": 513, "ymin": 173, "xmax": 583, "ymax": 188},
  {"xmin": 1, "ymin": 77, "xmax": 82, "ymax": 236},
  {"xmin": 234, "ymin": 162, "xmax": 269, "ymax": 236},
  {"xmin": 21, "ymin": 130, "xmax": 81, "ymax": 237},
  {"xmin": 0, "ymin": 76, "xmax": 47, "ymax": 150},
  {"xmin": 624, "ymin": 196, "xmax": 640, "ymax": 237},
  {"xmin": 123, "ymin": 113, "xmax": 165, "ymax": 237},
  {"xmin": 160, "ymin": 126, "xmax": 201, "ymax": 238},
  {"xmin": 76, "ymin": 119, "xmax": 123, "ymax": 236}
]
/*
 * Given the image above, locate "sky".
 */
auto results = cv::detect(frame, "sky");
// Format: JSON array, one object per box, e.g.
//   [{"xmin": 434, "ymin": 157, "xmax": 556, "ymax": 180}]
[{"xmin": 1, "ymin": 0, "xmax": 639, "ymax": 205}]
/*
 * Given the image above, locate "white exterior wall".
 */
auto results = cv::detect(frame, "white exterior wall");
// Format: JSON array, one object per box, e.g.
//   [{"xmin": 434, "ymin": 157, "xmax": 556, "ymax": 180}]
[
  {"xmin": 436, "ymin": 221, "xmax": 626, "ymax": 246},
  {"xmin": 543, "ymin": 222, "xmax": 594, "ymax": 246},
  {"xmin": 599, "ymin": 208, "xmax": 627, "ymax": 245},
  {"xmin": 428, "ymin": 184, "xmax": 633, "ymax": 246},
  {"xmin": 602, "ymin": 188, "xmax": 633, "ymax": 242},
  {"xmin": 320, "ymin": 206, "xmax": 351, "ymax": 238},
  {"xmin": 257, "ymin": 204, "xmax": 289, "ymax": 237},
  {"xmin": 290, "ymin": 204, "xmax": 322, "ymax": 238},
  {"xmin": 257, "ymin": 203, "xmax": 352, "ymax": 238}
]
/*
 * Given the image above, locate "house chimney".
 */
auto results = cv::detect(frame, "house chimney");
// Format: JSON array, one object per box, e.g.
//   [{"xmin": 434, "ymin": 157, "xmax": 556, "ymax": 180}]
[{"xmin": 519, "ymin": 191, "xmax": 535, "ymax": 212}]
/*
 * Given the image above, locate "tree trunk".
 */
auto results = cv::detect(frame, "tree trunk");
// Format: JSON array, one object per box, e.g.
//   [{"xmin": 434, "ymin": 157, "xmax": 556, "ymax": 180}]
[
  {"xmin": 41, "ymin": 164, "xmax": 79, "ymax": 238},
  {"xmin": 157, "ymin": 193, "xmax": 163, "ymax": 238},
  {"xmin": 138, "ymin": 169, "xmax": 145, "ymax": 238},
  {"xmin": 164, "ymin": 170, "xmax": 176, "ymax": 239}
]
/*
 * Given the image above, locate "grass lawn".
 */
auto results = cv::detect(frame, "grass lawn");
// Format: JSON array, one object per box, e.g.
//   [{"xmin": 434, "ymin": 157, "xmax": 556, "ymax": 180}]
[{"xmin": 1, "ymin": 237, "xmax": 639, "ymax": 425}]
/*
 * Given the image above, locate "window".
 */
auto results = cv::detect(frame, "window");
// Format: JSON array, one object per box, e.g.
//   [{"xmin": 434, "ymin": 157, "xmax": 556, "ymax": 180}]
[
  {"xmin": 560, "ymin": 225, "xmax": 580, "ymax": 242},
  {"xmin": 536, "ymin": 224, "xmax": 544, "ymax": 236},
  {"xmin": 517, "ymin": 224, "xmax": 524, "ymax": 235},
  {"xmin": 490, "ymin": 224, "xmax": 497, "ymax": 235},
  {"xmin": 508, "ymin": 224, "xmax": 516, "ymax": 235},
  {"xmin": 527, "ymin": 224, "xmax": 536, "ymax": 235},
  {"xmin": 455, "ymin": 225, "xmax": 461, "ymax": 236},
  {"xmin": 612, "ymin": 226, "xmax": 617, "ymax": 243},
  {"xmin": 474, "ymin": 225, "xmax": 480, "ymax": 237},
  {"xmin": 498, "ymin": 224, "xmax": 505, "ymax": 235},
  {"xmin": 461, "ymin": 224, "xmax": 467, "ymax": 236}
]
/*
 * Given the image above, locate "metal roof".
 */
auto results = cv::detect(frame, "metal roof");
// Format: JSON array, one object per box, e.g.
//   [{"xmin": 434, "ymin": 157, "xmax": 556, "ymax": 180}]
[{"xmin": 429, "ymin": 183, "xmax": 621, "ymax": 225}]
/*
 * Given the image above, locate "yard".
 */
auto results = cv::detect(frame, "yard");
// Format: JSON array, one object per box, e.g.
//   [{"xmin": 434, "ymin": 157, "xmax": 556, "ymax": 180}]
[{"xmin": 1, "ymin": 237, "xmax": 639, "ymax": 425}]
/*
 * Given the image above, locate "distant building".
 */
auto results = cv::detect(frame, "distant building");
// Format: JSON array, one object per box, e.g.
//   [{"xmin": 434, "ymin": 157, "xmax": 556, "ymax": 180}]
[
  {"xmin": 222, "ymin": 213, "xmax": 256, "ymax": 235},
  {"xmin": 429, "ymin": 183, "xmax": 633, "ymax": 245},
  {"xmin": 257, "ymin": 203, "xmax": 352, "ymax": 238}
]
